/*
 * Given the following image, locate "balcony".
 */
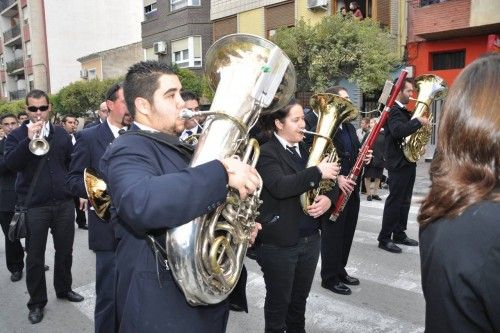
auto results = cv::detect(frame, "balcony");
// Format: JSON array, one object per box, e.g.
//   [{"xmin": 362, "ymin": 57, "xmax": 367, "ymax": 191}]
[
  {"xmin": 0, "ymin": 0, "xmax": 18, "ymax": 17},
  {"xmin": 3, "ymin": 24, "xmax": 21, "ymax": 44},
  {"xmin": 144, "ymin": 10, "xmax": 158, "ymax": 21},
  {"xmin": 6, "ymin": 56, "xmax": 23, "ymax": 72},
  {"xmin": 9, "ymin": 89, "xmax": 26, "ymax": 100}
]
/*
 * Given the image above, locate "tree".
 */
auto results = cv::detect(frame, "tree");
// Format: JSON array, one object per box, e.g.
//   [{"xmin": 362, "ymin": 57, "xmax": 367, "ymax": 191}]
[
  {"xmin": 56, "ymin": 78, "xmax": 121, "ymax": 118},
  {"xmin": 272, "ymin": 16, "xmax": 402, "ymax": 93},
  {"xmin": 175, "ymin": 66, "xmax": 213, "ymax": 101}
]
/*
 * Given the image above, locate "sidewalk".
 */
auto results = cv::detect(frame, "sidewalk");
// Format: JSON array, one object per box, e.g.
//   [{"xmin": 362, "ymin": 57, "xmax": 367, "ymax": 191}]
[{"xmin": 413, "ymin": 160, "xmax": 431, "ymax": 198}]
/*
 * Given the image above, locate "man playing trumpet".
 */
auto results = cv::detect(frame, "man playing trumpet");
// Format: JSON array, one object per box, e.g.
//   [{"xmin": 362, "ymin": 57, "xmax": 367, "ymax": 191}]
[{"xmin": 4, "ymin": 90, "xmax": 84, "ymax": 325}]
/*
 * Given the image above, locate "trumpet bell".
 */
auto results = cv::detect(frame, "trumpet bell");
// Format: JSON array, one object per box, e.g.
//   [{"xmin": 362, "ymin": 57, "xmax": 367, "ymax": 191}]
[
  {"xmin": 29, "ymin": 138, "xmax": 50, "ymax": 156},
  {"xmin": 84, "ymin": 168, "xmax": 111, "ymax": 221}
]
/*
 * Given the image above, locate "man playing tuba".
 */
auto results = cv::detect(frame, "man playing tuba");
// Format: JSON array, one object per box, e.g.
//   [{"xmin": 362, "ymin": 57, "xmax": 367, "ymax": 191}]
[
  {"xmin": 100, "ymin": 61, "xmax": 261, "ymax": 332},
  {"xmin": 377, "ymin": 79, "xmax": 429, "ymax": 254}
]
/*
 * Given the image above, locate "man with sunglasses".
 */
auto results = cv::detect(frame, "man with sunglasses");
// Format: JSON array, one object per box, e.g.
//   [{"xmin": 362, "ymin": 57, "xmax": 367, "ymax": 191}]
[
  {"xmin": 0, "ymin": 114, "xmax": 25, "ymax": 283},
  {"xmin": 4, "ymin": 89, "xmax": 84, "ymax": 325},
  {"xmin": 67, "ymin": 82, "xmax": 129, "ymax": 333}
]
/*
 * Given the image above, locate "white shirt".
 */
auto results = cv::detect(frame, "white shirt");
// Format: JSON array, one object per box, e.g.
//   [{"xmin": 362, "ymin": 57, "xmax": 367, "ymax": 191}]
[
  {"xmin": 107, "ymin": 119, "xmax": 127, "ymax": 138},
  {"xmin": 273, "ymin": 132, "xmax": 301, "ymax": 157},
  {"xmin": 134, "ymin": 121, "xmax": 159, "ymax": 133},
  {"xmin": 27, "ymin": 120, "xmax": 50, "ymax": 138},
  {"xmin": 70, "ymin": 133, "xmax": 76, "ymax": 145}
]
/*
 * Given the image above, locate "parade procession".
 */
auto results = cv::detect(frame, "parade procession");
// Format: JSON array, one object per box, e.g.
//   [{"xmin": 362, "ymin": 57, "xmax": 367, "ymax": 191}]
[{"xmin": 0, "ymin": 1, "xmax": 499, "ymax": 333}]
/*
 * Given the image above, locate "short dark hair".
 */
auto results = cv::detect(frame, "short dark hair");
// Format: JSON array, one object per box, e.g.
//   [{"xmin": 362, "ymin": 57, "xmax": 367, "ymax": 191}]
[
  {"xmin": 25, "ymin": 89, "xmax": 50, "ymax": 105},
  {"xmin": 62, "ymin": 114, "xmax": 77, "ymax": 123},
  {"xmin": 17, "ymin": 111, "xmax": 28, "ymax": 119},
  {"xmin": 262, "ymin": 98, "xmax": 300, "ymax": 133},
  {"xmin": 1, "ymin": 113, "xmax": 17, "ymax": 123},
  {"xmin": 105, "ymin": 82, "xmax": 123, "ymax": 102},
  {"xmin": 123, "ymin": 61, "xmax": 176, "ymax": 117},
  {"xmin": 325, "ymin": 86, "xmax": 348, "ymax": 95},
  {"xmin": 181, "ymin": 91, "xmax": 199, "ymax": 103}
]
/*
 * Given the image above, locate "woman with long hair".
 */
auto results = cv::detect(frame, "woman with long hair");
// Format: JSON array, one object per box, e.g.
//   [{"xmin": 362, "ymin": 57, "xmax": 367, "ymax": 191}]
[
  {"xmin": 418, "ymin": 53, "xmax": 500, "ymax": 332},
  {"xmin": 255, "ymin": 100, "xmax": 339, "ymax": 332}
]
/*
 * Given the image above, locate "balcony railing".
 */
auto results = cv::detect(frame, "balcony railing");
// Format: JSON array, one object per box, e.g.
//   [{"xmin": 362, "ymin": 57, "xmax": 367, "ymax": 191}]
[
  {"xmin": 3, "ymin": 24, "xmax": 20, "ymax": 41},
  {"xmin": 9, "ymin": 89, "xmax": 26, "ymax": 100},
  {"xmin": 0, "ymin": 0, "xmax": 16, "ymax": 12},
  {"xmin": 6, "ymin": 56, "xmax": 23, "ymax": 72}
]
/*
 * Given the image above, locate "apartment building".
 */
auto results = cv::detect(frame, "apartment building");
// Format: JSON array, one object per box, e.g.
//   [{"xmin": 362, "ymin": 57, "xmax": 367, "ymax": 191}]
[
  {"xmin": 77, "ymin": 42, "xmax": 143, "ymax": 81},
  {"xmin": 142, "ymin": 0, "xmax": 212, "ymax": 75},
  {"xmin": 0, "ymin": 0, "xmax": 48, "ymax": 100},
  {"xmin": 407, "ymin": 0, "xmax": 500, "ymax": 86},
  {"xmin": 0, "ymin": 0, "xmax": 142, "ymax": 100}
]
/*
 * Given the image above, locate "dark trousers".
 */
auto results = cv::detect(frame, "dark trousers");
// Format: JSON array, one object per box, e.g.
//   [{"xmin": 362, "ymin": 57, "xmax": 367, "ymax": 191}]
[
  {"xmin": 257, "ymin": 233, "xmax": 320, "ymax": 333},
  {"xmin": 321, "ymin": 195, "xmax": 360, "ymax": 284},
  {"xmin": 0, "ymin": 211, "xmax": 25, "ymax": 273},
  {"xmin": 378, "ymin": 165, "xmax": 416, "ymax": 242},
  {"xmin": 73, "ymin": 197, "xmax": 86, "ymax": 227},
  {"xmin": 25, "ymin": 200, "xmax": 75, "ymax": 310},
  {"xmin": 95, "ymin": 250, "xmax": 116, "ymax": 333}
]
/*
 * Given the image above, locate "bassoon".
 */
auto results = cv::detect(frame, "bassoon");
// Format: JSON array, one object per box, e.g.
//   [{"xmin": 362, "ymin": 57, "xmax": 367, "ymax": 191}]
[{"xmin": 329, "ymin": 70, "xmax": 408, "ymax": 222}]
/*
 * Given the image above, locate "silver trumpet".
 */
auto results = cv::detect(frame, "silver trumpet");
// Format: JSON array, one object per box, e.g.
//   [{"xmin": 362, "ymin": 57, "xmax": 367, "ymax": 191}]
[{"xmin": 29, "ymin": 117, "xmax": 50, "ymax": 156}]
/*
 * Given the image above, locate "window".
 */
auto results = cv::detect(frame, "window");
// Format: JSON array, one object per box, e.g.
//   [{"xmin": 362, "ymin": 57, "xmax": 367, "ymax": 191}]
[
  {"xmin": 170, "ymin": 0, "xmax": 200, "ymax": 12},
  {"xmin": 88, "ymin": 68, "xmax": 97, "ymax": 80},
  {"xmin": 420, "ymin": 0, "xmax": 446, "ymax": 6},
  {"xmin": 431, "ymin": 50, "xmax": 465, "ymax": 70},
  {"xmin": 171, "ymin": 36, "xmax": 202, "ymax": 68},
  {"xmin": 144, "ymin": 2, "xmax": 157, "ymax": 14},
  {"xmin": 23, "ymin": 6, "xmax": 29, "ymax": 24},
  {"xmin": 25, "ymin": 41, "xmax": 32, "ymax": 58}
]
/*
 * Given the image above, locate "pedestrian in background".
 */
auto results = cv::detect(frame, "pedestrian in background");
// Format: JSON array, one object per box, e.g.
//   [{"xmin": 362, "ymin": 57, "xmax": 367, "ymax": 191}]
[{"xmin": 363, "ymin": 117, "xmax": 385, "ymax": 201}]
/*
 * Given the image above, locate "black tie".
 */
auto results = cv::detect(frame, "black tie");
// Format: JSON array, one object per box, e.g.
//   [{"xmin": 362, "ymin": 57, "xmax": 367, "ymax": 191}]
[
  {"xmin": 286, "ymin": 145, "xmax": 305, "ymax": 166},
  {"xmin": 186, "ymin": 130, "xmax": 193, "ymax": 136}
]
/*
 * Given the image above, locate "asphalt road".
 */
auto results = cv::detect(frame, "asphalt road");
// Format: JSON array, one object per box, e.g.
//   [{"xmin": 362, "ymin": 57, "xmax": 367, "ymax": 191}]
[{"xmin": 0, "ymin": 162, "xmax": 431, "ymax": 333}]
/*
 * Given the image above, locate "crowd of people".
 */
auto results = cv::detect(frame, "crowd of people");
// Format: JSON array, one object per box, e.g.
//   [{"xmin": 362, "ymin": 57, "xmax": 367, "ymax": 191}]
[{"xmin": 0, "ymin": 53, "xmax": 498, "ymax": 333}]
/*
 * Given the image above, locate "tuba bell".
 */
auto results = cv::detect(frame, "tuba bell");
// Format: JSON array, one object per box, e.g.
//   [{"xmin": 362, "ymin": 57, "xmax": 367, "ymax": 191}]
[
  {"xmin": 402, "ymin": 74, "xmax": 447, "ymax": 162},
  {"xmin": 165, "ymin": 33, "xmax": 296, "ymax": 306},
  {"xmin": 300, "ymin": 94, "xmax": 358, "ymax": 212}
]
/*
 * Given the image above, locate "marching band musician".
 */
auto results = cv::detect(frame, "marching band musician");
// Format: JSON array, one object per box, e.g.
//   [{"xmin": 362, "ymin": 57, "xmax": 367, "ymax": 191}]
[
  {"xmin": 255, "ymin": 100, "xmax": 340, "ymax": 333},
  {"xmin": 66, "ymin": 83, "xmax": 130, "ymax": 333},
  {"xmin": 4, "ymin": 90, "xmax": 84, "ymax": 324},
  {"xmin": 377, "ymin": 79, "xmax": 429, "ymax": 253},
  {"xmin": 99, "ymin": 61, "xmax": 260, "ymax": 332},
  {"xmin": 179, "ymin": 91, "xmax": 204, "ymax": 144}
]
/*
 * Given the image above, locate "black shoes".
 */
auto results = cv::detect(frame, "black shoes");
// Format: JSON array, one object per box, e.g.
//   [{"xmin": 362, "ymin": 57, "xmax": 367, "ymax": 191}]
[
  {"xmin": 372, "ymin": 195, "xmax": 382, "ymax": 201},
  {"xmin": 378, "ymin": 241, "xmax": 402, "ymax": 253},
  {"xmin": 44, "ymin": 265, "xmax": 49, "ymax": 271},
  {"xmin": 11, "ymin": 271, "xmax": 23, "ymax": 282},
  {"xmin": 340, "ymin": 274, "xmax": 360, "ymax": 286},
  {"xmin": 57, "ymin": 290, "xmax": 84, "ymax": 302},
  {"xmin": 394, "ymin": 237, "xmax": 419, "ymax": 246},
  {"xmin": 28, "ymin": 307, "xmax": 44, "ymax": 324},
  {"xmin": 78, "ymin": 224, "xmax": 88, "ymax": 230},
  {"xmin": 321, "ymin": 281, "xmax": 352, "ymax": 295},
  {"xmin": 367, "ymin": 195, "xmax": 372, "ymax": 201}
]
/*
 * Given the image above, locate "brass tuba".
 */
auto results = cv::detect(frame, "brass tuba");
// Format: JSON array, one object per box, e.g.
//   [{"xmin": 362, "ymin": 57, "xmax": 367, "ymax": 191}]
[
  {"xmin": 165, "ymin": 33, "xmax": 296, "ymax": 306},
  {"xmin": 300, "ymin": 94, "xmax": 358, "ymax": 212},
  {"xmin": 403, "ymin": 74, "xmax": 447, "ymax": 162}
]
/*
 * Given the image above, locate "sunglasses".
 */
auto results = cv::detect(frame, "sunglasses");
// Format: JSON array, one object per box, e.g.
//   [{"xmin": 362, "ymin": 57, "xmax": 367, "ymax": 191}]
[{"xmin": 27, "ymin": 105, "xmax": 50, "ymax": 112}]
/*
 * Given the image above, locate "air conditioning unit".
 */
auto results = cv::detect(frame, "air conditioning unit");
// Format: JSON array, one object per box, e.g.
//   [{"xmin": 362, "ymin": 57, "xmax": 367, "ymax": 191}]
[
  {"xmin": 80, "ymin": 69, "xmax": 88, "ymax": 79},
  {"xmin": 307, "ymin": 0, "xmax": 328, "ymax": 10},
  {"xmin": 153, "ymin": 41, "xmax": 167, "ymax": 55}
]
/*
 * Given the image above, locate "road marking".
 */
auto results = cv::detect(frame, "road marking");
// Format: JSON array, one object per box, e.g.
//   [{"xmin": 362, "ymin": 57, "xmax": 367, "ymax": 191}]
[
  {"xmin": 73, "ymin": 282, "xmax": 96, "ymax": 322},
  {"xmin": 353, "ymin": 229, "xmax": 420, "ymax": 256},
  {"xmin": 246, "ymin": 271, "xmax": 424, "ymax": 333},
  {"xmin": 360, "ymin": 199, "xmax": 421, "ymax": 215}
]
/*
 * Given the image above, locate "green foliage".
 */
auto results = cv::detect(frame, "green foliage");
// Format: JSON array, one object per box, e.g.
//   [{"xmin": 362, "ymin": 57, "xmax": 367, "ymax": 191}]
[
  {"xmin": 56, "ymin": 78, "xmax": 121, "ymax": 118},
  {"xmin": 0, "ymin": 99, "xmax": 25, "ymax": 116},
  {"xmin": 272, "ymin": 16, "xmax": 402, "ymax": 93},
  {"xmin": 174, "ymin": 66, "xmax": 212, "ymax": 101}
]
